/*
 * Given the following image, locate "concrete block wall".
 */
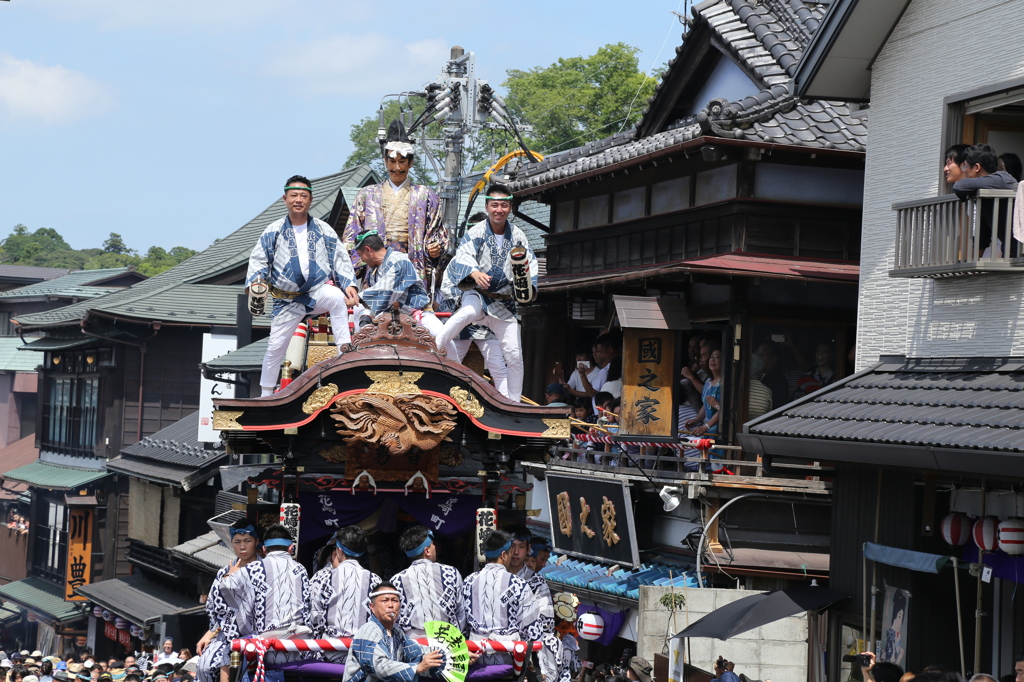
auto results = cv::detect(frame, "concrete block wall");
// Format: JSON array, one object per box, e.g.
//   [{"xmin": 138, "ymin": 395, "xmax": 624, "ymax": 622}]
[
  {"xmin": 856, "ymin": 0, "xmax": 1024, "ymax": 370},
  {"xmin": 638, "ymin": 586, "xmax": 807, "ymax": 682}
]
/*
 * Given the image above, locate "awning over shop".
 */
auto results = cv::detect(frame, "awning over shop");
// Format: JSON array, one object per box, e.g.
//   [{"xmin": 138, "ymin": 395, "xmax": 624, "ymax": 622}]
[
  {"xmin": 107, "ymin": 413, "xmax": 227, "ymax": 491},
  {"xmin": 539, "ymin": 253, "xmax": 859, "ymax": 292},
  {"xmin": 0, "ymin": 601, "xmax": 23, "ymax": 623},
  {"xmin": 169, "ymin": 531, "xmax": 234, "ymax": 573},
  {"xmin": 0, "ymin": 577, "xmax": 87, "ymax": 623},
  {"xmin": 3, "ymin": 461, "xmax": 107, "ymax": 490},
  {"xmin": 18, "ymin": 327, "xmax": 135, "ymax": 352},
  {"xmin": 740, "ymin": 356, "xmax": 1024, "ymax": 478},
  {"xmin": 202, "ymin": 337, "xmax": 268, "ymax": 375},
  {"xmin": 75, "ymin": 574, "xmax": 200, "ymax": 627}
]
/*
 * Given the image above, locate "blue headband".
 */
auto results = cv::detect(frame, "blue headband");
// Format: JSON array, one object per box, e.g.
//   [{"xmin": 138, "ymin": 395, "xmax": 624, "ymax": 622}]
[
  {"xmin": 483, "ymin": 538, "xmax": 513, "ymax": 559},
  {"xmin": 264, "ymin": 538, "xmax": 292, "ymax": 548},
  {"xmin": 513, "ymin": 532, "xmax": 531, "ymax": 542},
  {"xmin": 230, "ymin": 525, "xmax": 256, "ymax": 538},
  {"xmin": 404, "ymin": 530, "xmax": 434, "ymax": 558},
  {"xmin": 530, "ymin": 539, "xmax": 550, "ymax": 556},
  {"xmin": 337, "ymin": 540, "xmax": 364, "ymax": 557}
]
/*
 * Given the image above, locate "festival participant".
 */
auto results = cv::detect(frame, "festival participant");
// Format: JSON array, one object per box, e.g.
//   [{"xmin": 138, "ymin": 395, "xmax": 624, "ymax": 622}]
[
  {"xmin": 195, "ymin": 521, "xmax": 259, "ymax": 682},
  {"xmin": 390, "ymin": 526, "xmax": 466, "ymax": 639},
  {"xmin": 307, "ymin": 526, "xmax": 381, "ymax": 663},
  {"xmin": 349, "ymin": 232, "xmax": 453, "ymax": 354},
  {"xmin": 464, "ymin": 530, "xmax": 556, "ymax": 679},
  {"xmin": 526, "ymin": 537, "xmax": 551, "ymax": 574},
  {"xmin": 508, "ymin": 530, "xmax": 557, "ymax": 682},
  {"xmin": 435, "ymin": 185, "xmax": 538, "ymax": 402},
  {"xmin": 246, "ymin": 175, "xmax": 357, "ymax": 397},
  {"xmin": 342, "ymin": 583, "xmax": 442, "ymax": 682},
  {"xmin": 219, "ymin": 524, "xmax": 310, "ymax": 672},
  {"xmin": 342, "ymin": 123, "xmax": 448, "ymax": 294}
]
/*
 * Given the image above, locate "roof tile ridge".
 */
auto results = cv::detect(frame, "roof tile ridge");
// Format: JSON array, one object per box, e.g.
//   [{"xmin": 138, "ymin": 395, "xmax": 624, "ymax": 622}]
[{"xmin": 727, "ymin": 0, "xmax": 801, "ymax": 76}]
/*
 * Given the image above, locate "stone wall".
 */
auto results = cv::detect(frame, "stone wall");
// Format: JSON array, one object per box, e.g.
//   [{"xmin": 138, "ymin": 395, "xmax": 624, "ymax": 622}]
[{"xmin": 638, "ymin": 586, "xmax": 807, "ymax": 682}]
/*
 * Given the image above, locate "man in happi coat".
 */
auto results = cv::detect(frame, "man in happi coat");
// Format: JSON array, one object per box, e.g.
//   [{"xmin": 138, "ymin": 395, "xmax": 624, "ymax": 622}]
[
  {"xmin": 342, "ymin": 122, "xmax": 448, "ymax": 296},
  {"xmin": 247, "ymin": 175, "xmax": 357, "ymax": 396},
  {"xmin": 219, "ymin": 524, "xmax": 310, "ymax": 673},
  {"xmin": 196, "ymin": 521, "xmax": 260, "ymax": 682},
  {"xmin": 390, "ymin": 526, "xmax": 466, "ymax": 639},
  {"xmin": 350, "ymin": 232, "xmax": 453, "ymax": 355},
  {"xmin": 342, "ymin": 583, "xmax": 442, "ymax": 682},
  {"xmin": 307, "ymin": 526, "xmax": 382, "ymax": 663},
  {"xmin": 435, "ymin": 184, "xmax": 537, "ymax": 402},
  {"xmin": 508, "ymin": 529, "xmax": 559, "ymax": 682},
  {"xmin": 464, "ymin": 530, "xmax": 559, "ymax": 681}
]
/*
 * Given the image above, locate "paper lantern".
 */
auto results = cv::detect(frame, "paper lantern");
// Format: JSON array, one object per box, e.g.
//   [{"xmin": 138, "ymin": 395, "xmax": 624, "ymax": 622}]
[
  {"xmin": 75, "ymin": 637, "xmax": 87, "ymax": 647},
  {"xmin": 115, "ymin": 617, "xmax": 128, "ymax": 630},
  {"xmin": 941, "ymin": 513, "xmax": 971, "ymax": 546},
  {"xmin": 973, "ymin": 516, "xmax": 999, "ymax": 551},
  {"xmin": 998, "ymin": 518, "xmax": 1024, "ymax": 555},
  {"xmin": 577, "ymin": 612, "xmax": 604, "ymax": 641},
  {"xmin": 92, "ymin": 606, "xmax": 104, "ymax": 619},
  {"xmin": 26, "ymin": 612, "xmax": 37, "ymax": 622},
  {"xmin": 102, "ymin": 609, "xmax": 114, "ymax": 622},
  {"xmin": 130, "ymin": 625, "xmax": 144, "ymax": 639}
]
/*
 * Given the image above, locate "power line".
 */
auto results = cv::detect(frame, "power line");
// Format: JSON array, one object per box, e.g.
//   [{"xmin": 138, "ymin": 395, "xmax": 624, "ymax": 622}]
[{"xmin": 618, "ymin": 0, "xmax": 686, "ymax": 133}]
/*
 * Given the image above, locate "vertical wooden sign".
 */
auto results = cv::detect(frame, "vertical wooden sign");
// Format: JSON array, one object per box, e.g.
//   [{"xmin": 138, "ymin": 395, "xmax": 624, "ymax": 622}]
[
  {"xmin": 279, "ymin": 502, "xmax": 301, "ymax": 552},
  {"xmin": 620, "ymin": 328, "xmax": 677, "ymax": 439},
  {"xmin": 65, "ymin": 507, "xmax": 94, "ymax": 601}
]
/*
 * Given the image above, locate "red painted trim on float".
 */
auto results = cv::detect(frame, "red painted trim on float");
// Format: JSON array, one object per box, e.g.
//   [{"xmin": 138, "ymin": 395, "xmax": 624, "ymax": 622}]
[{"xmin": 223, "ymin": 388, "xmax": 547, "ymax": 438}]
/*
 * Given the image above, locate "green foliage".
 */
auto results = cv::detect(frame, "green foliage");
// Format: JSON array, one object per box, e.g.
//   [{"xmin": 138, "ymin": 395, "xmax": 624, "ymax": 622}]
[
  {"xmin": 659, "ymin": 592, "xmax": 686, "ymax": 610},
  {"xmin": 504, "ymin": 43, "xmax": 658, "ymax": 154},
  {"xmin": 0, "ymin": 225, "xmax": 197, "ymax": 276},
  {"xmin": 343, "ymin": 100, "xmax": 439, "ymax": 184}
]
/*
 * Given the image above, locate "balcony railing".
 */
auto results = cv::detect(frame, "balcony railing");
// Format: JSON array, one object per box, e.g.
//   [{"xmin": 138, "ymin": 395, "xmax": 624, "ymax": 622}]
[{"xmin": 891, "ymin": 189, "xmax": 1022, "ymax": 277}]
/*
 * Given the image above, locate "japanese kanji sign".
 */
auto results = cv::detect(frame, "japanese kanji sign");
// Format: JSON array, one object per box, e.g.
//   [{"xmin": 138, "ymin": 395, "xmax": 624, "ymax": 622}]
[
  {"xmin": 65, "ymin": 507, "xmax": 94, "ymax": 601},
  {"xmin": 546, "ymin": 474, "xmax": 639, "ymax": 566},
  {"xmin": 621, "ymin": 328, "xmax": 676, "ymax": 439}
]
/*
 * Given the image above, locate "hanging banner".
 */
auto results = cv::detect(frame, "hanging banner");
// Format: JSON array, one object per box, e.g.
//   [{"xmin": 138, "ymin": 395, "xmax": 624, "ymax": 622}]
[
  {"xmin": 879, "ymin": 586, "xmax": 909, "ymax": 668},
  {"xmin": 279, "ymin": 502, "xmax": 301, "ymax": 551},
  {"xmin": 620, "ymin": 328, "xmax": 677, "ymax": 440},
  {"xmin": 475, "ymin": 508, "xmax": 497, "ymax": 564},
  {"xmin": 65, "ymin": 507, "xmax": 94, "ymax": 601}
]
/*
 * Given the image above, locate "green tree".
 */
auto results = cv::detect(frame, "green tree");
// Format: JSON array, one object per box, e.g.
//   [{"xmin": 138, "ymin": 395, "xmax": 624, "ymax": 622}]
[
  {"xmin": 343, "ymin": 99, "xmax": 438, "ymax": 183},
  {"xmin": 503, "ymin": 43, "xmax": 658, "ymax": 154},
  {"xmin": 0, "ymin": 225, "xmax": 78, "ymax": 266},
  {"xmin": 102, "ymin": 232, "xmax": 133, "ymax": 255},
  {"xmin": 136, "ymin": 244, "xmax": 197, "ymax": 276}
]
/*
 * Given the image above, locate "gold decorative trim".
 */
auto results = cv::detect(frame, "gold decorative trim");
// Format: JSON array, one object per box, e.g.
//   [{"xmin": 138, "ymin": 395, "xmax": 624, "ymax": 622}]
[
  {"xmin": 212, "ymin": 411, "xmax": 244, "ymax": 430},
  {"xmin": 318, "ymin": 445, "xmax": 347, "ymax": 463},
  {"xmin": 449, "ymin": 387, "xmax": 484, "ymax": 418},
  {"xmin": 306, "ymin": 345, "xmax": 338, "ymax": 367},
  {"xmin": 302, "ymin": 383, "xmax": 339, "ymax": 415},
  {"xmin": 365, "ymin": 371, "xmax": 423, "ymax": 396},
  {"xmin": 541, "ymin": 418, "xmax": 571, "ymax": 439}
]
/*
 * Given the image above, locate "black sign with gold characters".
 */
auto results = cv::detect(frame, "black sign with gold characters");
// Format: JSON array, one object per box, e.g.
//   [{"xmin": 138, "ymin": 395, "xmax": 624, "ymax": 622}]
[{"xmin": 546, "ymin": 473, "xmax": 639, "ymax": 566}]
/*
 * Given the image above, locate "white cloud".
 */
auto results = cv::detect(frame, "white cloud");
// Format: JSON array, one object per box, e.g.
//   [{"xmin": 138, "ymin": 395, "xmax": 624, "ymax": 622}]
[
  {"xmin": 267, "ymin": 34, "xmax": 450, "ymax": 97},
  {"xmin": 0, "ymin": 52, "xmax": 113, "ymax": 125}
]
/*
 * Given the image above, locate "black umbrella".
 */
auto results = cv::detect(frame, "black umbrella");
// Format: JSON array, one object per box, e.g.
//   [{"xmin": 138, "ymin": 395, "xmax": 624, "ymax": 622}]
[{"xmin": 671, "ymin": 585, "xmax": 848, "ymax": 640}]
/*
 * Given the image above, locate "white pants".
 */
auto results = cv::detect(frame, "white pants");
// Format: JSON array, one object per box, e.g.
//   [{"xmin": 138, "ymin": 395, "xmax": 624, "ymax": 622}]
[
  {"xmin": 260, "ymin": 285, "xmax": 351, "ymax": 395},
  {"xmin": 453, "ymin": 338, "xmax": 509, "ymax": 398},
  {"xmin": 437, "ymin": 292, "xmax": 523, "ymax": 401}
]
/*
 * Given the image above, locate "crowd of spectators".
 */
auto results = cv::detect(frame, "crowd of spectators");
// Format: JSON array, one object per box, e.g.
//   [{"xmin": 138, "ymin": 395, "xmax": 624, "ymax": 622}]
[{"xmin": 1, "ymin": 642, "xmax": 197, "ymax": 682}]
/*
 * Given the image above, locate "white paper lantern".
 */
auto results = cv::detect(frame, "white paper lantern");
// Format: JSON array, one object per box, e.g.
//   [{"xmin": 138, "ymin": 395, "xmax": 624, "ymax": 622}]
[
  {"xmin": 998, "ymin": 518, "xmax": 1024, "ymax": 555},
  {"xmin": 92, "ymin": 606, "xmax": 104, "ymax": 619},
  {"xmin": 941, "ymin": 513, "xmax": 971, "ymax": 546},
  {"xmin": 577, "ymin": 612, "xmax": 605, "ymax": 641},
  {"xmin": 115, "ymin": 617, "xmax": 128, "ymax": 630},
  {"xmin": 102, "ymin": 609, "xmax": 114, "ymax": 622},
  {"xmin": 973, "ymin": 516, "xmax": 999, "ymax": 552}
]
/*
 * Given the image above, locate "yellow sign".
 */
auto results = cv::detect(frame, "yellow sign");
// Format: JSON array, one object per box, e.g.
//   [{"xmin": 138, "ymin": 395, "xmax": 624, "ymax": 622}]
[
  {"xmin": 620, "ymin": 328, "xmax": 676, "ymax": 439},
  {"xmin": 65, "ymin": 507, "xmax": 93, "ymax": 601}
]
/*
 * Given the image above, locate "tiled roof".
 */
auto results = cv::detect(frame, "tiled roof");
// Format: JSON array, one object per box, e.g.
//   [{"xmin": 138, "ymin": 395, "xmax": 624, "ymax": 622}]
[
  {"xmin": 3, "ymin": 460, "xmax": 108, "ymax": 490},
  {"xmin": 745, "ymin": 356, "xmax": 1024, "ymax": 452},
  {"xmin": 0, "ymin": 576, "xmax": 88, "ymax": 622},
  {"xmin": 203, "ymin": 337, "xmax": 268, "ymax": 373},
  {"xmin": 0, "ymin": 267, "xmax": 142, "ymax": 301},
  {"xmin": 14, "ymin": 165, "xmax": 379, "ymax": 330},
  {"xmin": 510, "ymin": 0, "xmax": 865, "ymax": 194},
  {"xmin": 75, "ymin": 573, "xmax": 199, "ymax": 626},
  {"xmin": 121, "ymin": 412, "xmax": 224, "ymax": 466},
  {"xmin": 0, "ymin": 265, "xmax": 73, "ymax": 284},
  {"xmin": 0, "ymin": 337, "xmax": 40, "ymax": 372},
  {"xmin": 170, "ymin": 531, "xmax": 235, "ymax": 572}
]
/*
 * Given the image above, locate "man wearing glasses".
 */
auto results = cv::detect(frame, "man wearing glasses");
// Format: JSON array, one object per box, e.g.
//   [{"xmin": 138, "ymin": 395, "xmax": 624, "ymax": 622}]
[{"xmin": 436, "ymin": 184, "xmax": 537, "ymax": 402}]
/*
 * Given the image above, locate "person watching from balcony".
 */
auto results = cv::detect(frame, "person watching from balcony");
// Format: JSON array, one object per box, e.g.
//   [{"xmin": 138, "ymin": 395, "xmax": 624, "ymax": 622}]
[
  {"xmin": 747, "ymin": 353, "xmax": 773, "ymax": 419},
  {"xmin": 556, "ymin": 342, "xmax": 601, "ymax": 401},
  {"xmin": 944, "ymin": 144, "xmax": 971, "ymax": 187},
  {"xmin": 999, "ymin": 152, "xmax": 1022, "ymax": 182},
  {"xmin": 681, "ymin": 334, "xmax": 709, "ymax": 389},
  {"xmin": 757, "ymin": 340, "xmax": 791, "ymax": 410},
  {"xmin": 794, "ymin": 342, "xmax": 837, "ymax": 398},
  {"xmin": 545, "ymin": 383, "xmax": 570, "ymax": 408},
  {"xmin": 685, "ymin": 344, "xmax": 723, "ymax": 438},
  {"xmin": 954, "ymin": 143, "xmax": 1019, "ymax": 257}
]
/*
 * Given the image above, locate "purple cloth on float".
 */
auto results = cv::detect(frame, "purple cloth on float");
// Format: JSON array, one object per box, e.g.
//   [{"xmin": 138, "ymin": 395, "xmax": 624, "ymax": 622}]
[
  {"xmin": 267, "ymin": 660, "xmax": 514, "ymax": 680},
  {"xmin": 467, "ymin": 665, "xmax": 515, "ymax": 680},
  {"xmin": 298, "ymin": 491, "xmax": 480, "ymax": 545},
  {"xmin": 576, "ymin": 604, "xmax": 630, "ymax": 646}
]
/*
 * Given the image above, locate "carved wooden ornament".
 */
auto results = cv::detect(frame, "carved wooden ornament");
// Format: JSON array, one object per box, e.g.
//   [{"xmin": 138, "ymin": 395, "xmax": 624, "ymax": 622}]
[{"xmin": 330, "ymin": 393, "xmax": 457, "ymax": 456}]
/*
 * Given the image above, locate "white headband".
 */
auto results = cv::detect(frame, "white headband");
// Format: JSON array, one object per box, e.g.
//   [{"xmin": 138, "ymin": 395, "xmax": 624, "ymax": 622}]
[
  {"xmin": 368, "ymin": 587, "xmax": 401, "ymax": 599},
  {"xmin": 385, "ymin": 141, "xmax": 416, "ymax": 158}
]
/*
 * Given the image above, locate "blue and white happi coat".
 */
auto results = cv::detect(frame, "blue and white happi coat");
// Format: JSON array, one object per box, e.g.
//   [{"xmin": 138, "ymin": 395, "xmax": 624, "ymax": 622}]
[
  {"xmin": 342, "ymin": 615, "xmax": 426, "ymax": 682},
  {"xmin": 308, "ymin": 559, "xmax": 381, "ymax": 661},
  {"xmin": 441, "ymin": 220, "xmax": 538, "ymax": 322},
  {"xmin": 359, "ymin": 249, "xmax": 430, "ymax": 317},
  {"xmin": 220, "ymin": 552, "xmax": 310, "ymax": 635},
  {"xmin": 197, "ymin": 564, "xmax": 241, "ymax": 682},
  {"xmin": 391, "ymin": 559, "xmax": 467, "ymax": 638},
  {"xmin": 246, "ymin": 216, "xmax": 356, "ymax": 325},
  {"xmin": 463, "ymin": 563, "xmax": 550, "ymax": 673}
]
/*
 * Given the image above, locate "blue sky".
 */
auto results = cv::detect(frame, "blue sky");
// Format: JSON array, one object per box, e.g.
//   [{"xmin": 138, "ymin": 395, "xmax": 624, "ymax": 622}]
[{"xmin": 0, "ymin": 0, "xmax": 686, "ymax": 253}]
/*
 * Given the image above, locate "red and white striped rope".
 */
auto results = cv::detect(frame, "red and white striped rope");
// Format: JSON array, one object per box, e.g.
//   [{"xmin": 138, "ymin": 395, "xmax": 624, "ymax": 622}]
[{"xmin": 573, "ymin": 433, "xmax": 715, "ymax": 450}]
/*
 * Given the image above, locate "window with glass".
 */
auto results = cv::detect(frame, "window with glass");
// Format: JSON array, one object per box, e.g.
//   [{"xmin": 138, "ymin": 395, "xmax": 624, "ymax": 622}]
[
  {"xmin": 41, "ymin": 349, "xmax": 106, "ymax": 456},
  {"xmin": 31, "ymin": 499, "xmax": 67, "ymax": 584}
]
